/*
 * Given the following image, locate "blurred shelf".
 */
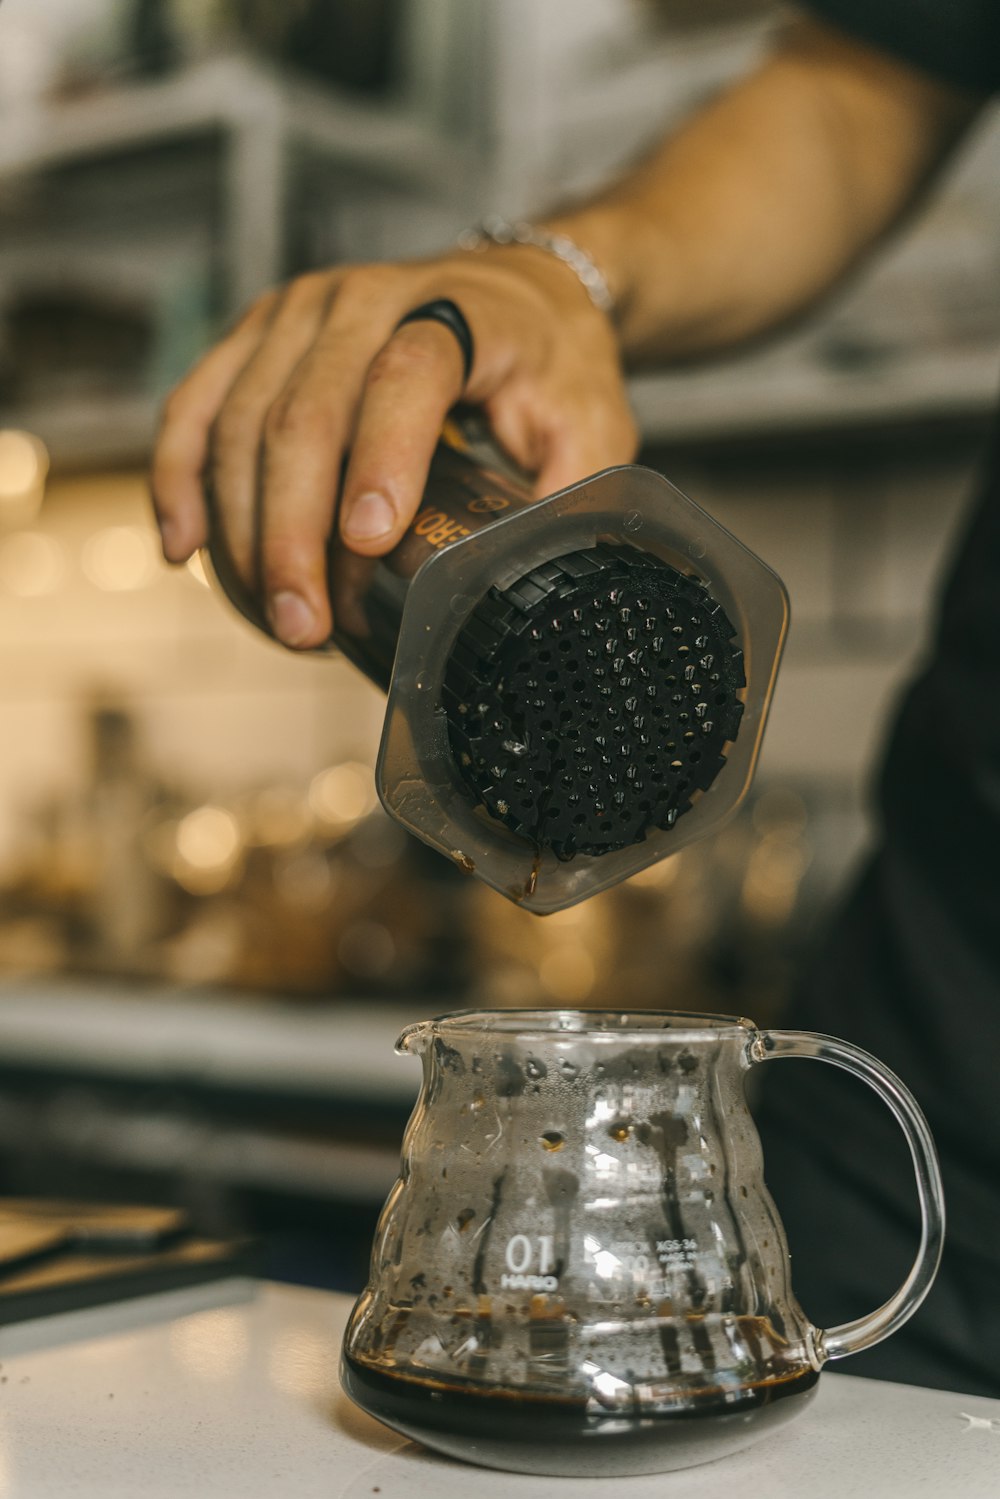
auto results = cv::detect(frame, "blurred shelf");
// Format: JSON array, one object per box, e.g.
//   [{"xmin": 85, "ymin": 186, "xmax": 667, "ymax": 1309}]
[
  {"xmin": 0, "ymin": 1088, "xmax": 402, "ymax": 1204},
  {"xmin": 2, "ymin": 50, "xmax": 995, "ymax": 468},
  {"xmin": 0, "ymin": 51, "xmax": 472, "ymax": 338},
  {"xmin": 0, "ymin": 53, "xmax": 470, "ymax": 192},
  {"xmin": 0, "ymin": 977, "xmax": 419, "ymax": 1106},
  {"xmin": 0, "ymin": 978, "xmax": 420, "ymax": 1203},
  {"xmin": 631, "ymin": 344, "xmax": 1000, "ymax": 444}
]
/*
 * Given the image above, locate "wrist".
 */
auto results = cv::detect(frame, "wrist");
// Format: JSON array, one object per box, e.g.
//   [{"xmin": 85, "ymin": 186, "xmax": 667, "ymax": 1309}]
[
  {"xmin": 459, "ymin": 217, "xmax": 613, "ymax": 316},
  {"xmin": 537, "ymin": 212, "xmax": 623, "ymax": 309},
  {"xmin": 449, "ymin": 236, "xmax": 621, "ymax": 354},
  {"xmin": 540, "ymin": 204, "xmax": 666, "ymax": 361}
]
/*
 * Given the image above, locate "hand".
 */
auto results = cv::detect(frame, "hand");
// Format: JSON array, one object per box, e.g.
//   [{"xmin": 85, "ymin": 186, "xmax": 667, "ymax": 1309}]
[{"xmin": 150, "ymin": 247, "xmax": 637, "ymax": 649}]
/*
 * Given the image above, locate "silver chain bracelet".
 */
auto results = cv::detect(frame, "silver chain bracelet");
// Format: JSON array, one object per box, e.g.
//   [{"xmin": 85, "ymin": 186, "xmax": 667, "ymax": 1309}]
[{"xmin": 457, "ymin": 216, "xmax": 614, "ymax": 316}]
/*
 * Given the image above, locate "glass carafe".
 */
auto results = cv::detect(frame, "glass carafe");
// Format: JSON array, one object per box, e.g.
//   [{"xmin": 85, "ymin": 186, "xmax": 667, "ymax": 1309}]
[{"xmin": 341, "ymin": 1009, "xmax": 944, "ymax": 1477}]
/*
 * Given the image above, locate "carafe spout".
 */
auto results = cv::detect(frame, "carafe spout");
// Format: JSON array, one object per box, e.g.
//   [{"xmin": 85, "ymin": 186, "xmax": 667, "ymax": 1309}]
[{"xmin": 396, "ymin": 1020, "xmax": 432, "ymax": 1056}]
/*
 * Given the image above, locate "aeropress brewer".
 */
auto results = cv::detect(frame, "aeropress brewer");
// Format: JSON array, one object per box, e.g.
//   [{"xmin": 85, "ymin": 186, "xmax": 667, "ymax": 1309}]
[{"xmin": 208, "ymin": 408, "xmax": 788, "ymax": 914}]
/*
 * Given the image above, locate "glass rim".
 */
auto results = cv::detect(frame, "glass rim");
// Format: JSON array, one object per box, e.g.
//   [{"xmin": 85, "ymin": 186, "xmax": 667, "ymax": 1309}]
[{"xmin": 399, "ymin": 1008, "xmax": 756, "ymax": 1047}]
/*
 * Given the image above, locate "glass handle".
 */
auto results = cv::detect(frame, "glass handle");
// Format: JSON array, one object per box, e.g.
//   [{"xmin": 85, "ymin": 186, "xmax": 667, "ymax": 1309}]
[{"xmin": 750, "ymin": 1028, "xmax": 945, "ymax": 1362}]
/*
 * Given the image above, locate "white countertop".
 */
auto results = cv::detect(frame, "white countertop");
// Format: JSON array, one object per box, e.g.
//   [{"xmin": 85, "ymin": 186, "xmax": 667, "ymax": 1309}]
[{"xmin": 0, "ymin": 1280, "xmax": 997, "ymax": 1497}]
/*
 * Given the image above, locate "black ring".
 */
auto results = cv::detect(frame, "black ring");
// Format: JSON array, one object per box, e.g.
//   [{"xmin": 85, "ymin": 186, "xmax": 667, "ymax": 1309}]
[{"xmin": 394, "ymin": 298, "xmax": 474, "ymax": 386}]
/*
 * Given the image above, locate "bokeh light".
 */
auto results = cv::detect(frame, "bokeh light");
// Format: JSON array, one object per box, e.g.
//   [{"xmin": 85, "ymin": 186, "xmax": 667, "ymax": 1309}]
[
  {"xmin": 173, "ymin": 805, "xmax": 243, "ymax": 894},
  {"xmin": 308, "ymin": 761, "xmax": 375, "ymax": 831},
  {"xmin": 82, "ymin": 525, "xmax": 157, "ymax": 591},
  {"xmin": 176, "ymin": 805, "xmax": 241, "ymax": 869},
  {"xmin": 243, "ymin": 786, "xmax": 312, "ymax": 849},
  {"xmin": 0, "ymin": 430, "xmax": 48, "ymax": 526}
]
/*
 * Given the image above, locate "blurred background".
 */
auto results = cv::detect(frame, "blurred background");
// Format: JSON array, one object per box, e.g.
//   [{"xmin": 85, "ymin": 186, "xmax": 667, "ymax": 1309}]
[{"xmin": 0, "ymin": 0, "xmax": 997, "ymax": 1290}]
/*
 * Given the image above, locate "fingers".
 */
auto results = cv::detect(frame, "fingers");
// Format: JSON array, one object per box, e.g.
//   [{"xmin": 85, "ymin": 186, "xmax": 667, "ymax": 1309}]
[
  {"xmin": 488, "ymin": 384, "xmax": 639, "ymax": 501},
  {"xmin": 336, "ymin": 319, "xmax": 468, "ymax": 556},
  {"xmin": 533, "ymin": 412, "xmax": 638, "ymax": 499},
  {"xmin": 205, "ymin": 273, "xmax": 335, "ymax": 588},
  {"xmin": 151, "ymin": 293, "xmax": 276, "ymax": 562},
  {"xmin": 256, "ymin": 338, "xmax": 367, "ymax": 647},
  {"xmin": 151, "ymin": 248, "xmax": 637, "ymax": 664},
  {"xmin": 255, "ymin": 271, "xmax": 412, "ymax": 645}
]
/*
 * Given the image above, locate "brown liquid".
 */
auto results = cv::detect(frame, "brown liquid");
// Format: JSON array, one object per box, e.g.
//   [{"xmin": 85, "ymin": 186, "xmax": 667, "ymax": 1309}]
[{"xmin": 341, "ymin": 1338, "xmax": 819, "ymax": 1478}]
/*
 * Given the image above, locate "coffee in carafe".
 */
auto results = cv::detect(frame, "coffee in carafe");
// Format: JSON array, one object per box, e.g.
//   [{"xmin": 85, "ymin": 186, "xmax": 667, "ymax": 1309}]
[
  {"xmin": 341, "ymin": 1009, "xmax": 944, "ymax": 1476},
  {"xmin": 342, "ymin": 1326, "xmax": 820, "ymax": 1478}
]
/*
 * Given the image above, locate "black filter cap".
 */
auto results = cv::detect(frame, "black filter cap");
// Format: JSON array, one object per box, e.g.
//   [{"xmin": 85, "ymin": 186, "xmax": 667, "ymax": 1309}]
[{"xmin": 443, "ymin": 544, "xmax": 745, "ymax": 860}]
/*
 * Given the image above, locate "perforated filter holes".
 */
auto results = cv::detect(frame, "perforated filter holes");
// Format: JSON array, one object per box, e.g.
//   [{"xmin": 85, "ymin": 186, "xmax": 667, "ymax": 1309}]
[{"xmin": 443, "ymin": 544, "xmax": 745, "ymax": 859}]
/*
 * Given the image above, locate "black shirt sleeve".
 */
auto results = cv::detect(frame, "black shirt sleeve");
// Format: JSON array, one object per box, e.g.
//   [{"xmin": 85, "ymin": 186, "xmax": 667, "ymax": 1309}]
[{"xmin": 801, "ymin": 0, "xmax": 1000, "ymax": 95}]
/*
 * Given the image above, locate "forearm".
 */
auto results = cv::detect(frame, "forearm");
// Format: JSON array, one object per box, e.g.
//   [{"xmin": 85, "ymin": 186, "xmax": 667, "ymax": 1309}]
[
  {"xmin": 152, "ymin": 17, "xmax": 982, "ymax": 640},
  {"xmin": 545, "ymin": 18, "xmax": 979, "ymax": 365}
]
